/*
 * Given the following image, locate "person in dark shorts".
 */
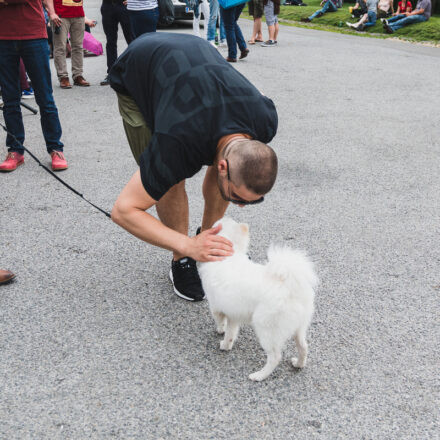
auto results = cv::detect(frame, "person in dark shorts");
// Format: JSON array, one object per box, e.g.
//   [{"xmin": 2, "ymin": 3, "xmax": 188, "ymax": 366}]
[
  {"xmin": 248, "ymin": 0, "xmax": 264, "ymax": 44},
  {"xmin": 109, "ymin": 33, "xmax": 278, "ymax": 302}
]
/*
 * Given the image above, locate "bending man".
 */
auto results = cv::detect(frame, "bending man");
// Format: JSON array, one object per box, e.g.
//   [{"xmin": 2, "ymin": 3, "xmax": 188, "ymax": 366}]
[{"xmin": 109, "ymin": 33, "xmax": 278, "ymax": 302}]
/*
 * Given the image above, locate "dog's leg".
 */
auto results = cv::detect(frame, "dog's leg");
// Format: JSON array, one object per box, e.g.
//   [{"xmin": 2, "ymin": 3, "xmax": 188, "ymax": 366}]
[
  {"xmin": 212, "ymin": 311, "xmax": 227, "ymax": 335},
  {"xmin": 292, "ymin": 326, "xmax": 308, "ymax": 368},
  {"xmin": 220, "ymin": 320, "xmax": 239, "ymax": 351},
  {"xmin": 249, "ymin": 348, "xmax": 282, "ymax": 382}
]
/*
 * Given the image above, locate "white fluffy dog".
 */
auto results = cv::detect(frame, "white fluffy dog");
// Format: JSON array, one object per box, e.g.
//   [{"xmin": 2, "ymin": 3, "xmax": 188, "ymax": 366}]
[{"xmin": 198, "ymin": 217, "xmax": 318, "ymax": 381}]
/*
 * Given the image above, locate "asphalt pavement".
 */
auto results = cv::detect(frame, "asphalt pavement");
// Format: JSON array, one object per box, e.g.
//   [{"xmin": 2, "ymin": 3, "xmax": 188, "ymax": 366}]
[{"xmin": 1, "ymin": 4, "xmax": 439, "ymax": 439}]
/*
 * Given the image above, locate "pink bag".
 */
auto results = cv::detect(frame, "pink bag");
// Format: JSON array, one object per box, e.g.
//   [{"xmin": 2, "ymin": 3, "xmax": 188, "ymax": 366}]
[{"xmin": 82, "ymin": 31, "xmax": 103, "ymax": 56}]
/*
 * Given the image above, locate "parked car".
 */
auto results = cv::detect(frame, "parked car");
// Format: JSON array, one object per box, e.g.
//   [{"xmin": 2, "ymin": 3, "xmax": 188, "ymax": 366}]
[{"xmin": 172, "ymin": 0, "xmax": 194, "ymax": 20}]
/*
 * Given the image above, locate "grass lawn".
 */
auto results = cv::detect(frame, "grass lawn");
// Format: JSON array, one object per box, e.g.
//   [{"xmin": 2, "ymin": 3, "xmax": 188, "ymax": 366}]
[{"xmin": 243, "ymin": 0, "xmax": 440, "ymax": 43}]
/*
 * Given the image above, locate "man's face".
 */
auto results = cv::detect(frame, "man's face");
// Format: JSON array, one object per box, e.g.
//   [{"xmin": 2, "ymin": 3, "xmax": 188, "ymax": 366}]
[{"xmin": 217, "ymin": 159, "xmax": 265, "ymax": 207}]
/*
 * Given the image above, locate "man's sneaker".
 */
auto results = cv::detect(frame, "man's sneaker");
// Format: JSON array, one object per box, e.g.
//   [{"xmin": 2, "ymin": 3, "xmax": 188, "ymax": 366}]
[
  {"xmin": 169, "ymin": 257, "xmax": 205, "ymax": 302},
  {"xmin": 381, "ymin": 18, "xmax": 388, "ymax": 24},
  {"xmin": 22, "ymin": 87, "xmax": 34, "ymax": 99},
  {"xmin": 100, "ymin": 75, "xmax": 110, "ymax": 86},
  {"xmin": 0, "ymin": 152, "xmax": 24, "ymax": 172},
  {"xmin": 50, "ymin": 151, "xmax": 68, "ymax": 171},
  {"xmin": 383, "ymin": 21, "xmax": 394, "ymax": 33},
  {"xmin": 300, "ymin": 17, "xmax": 311, "ymax": 22},
  {"xmin": 218, "ymin": 39, "xmax": 227, "ymax": 47},
  {"xmin": 261, "ymin": 40, "xmax": 277, "ymax": 47}
]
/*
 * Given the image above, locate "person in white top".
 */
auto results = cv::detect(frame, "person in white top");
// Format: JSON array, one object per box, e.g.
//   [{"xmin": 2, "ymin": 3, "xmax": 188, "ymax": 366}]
[
  {"xmin": 377, "ymin": 0, "xmax": 393, "ymax": 17},
  {"xmin": 126, "ymin": 0, "xmax": 159, "ymax": 38}
]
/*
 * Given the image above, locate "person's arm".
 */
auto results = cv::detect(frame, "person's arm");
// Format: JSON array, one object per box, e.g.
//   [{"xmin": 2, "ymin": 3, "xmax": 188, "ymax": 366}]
[
  {"xmin": 407, "ymin": 6, "xmax": 423, "ymax": 15},
  {"xmin": 111, "ymin": 170, "xmax": 234, "ymax": 262},
  {"xmin": 42, "ymin": 0, "xmax": 61, "ymax": 26},
  {"xmin": 390, "ymin": 0, "xmax": 394, "ymax": 13}
]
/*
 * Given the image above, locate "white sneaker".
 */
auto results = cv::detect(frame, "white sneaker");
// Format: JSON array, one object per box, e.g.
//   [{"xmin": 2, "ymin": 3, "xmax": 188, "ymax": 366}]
[{"xmin": 218, "ymin": 39, "xmax": 227, "ymax": 47}]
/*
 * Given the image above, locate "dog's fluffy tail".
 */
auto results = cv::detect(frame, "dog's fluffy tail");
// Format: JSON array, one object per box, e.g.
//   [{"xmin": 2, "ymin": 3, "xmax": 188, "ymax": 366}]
[{"xmin": 266, "ymin": 245, "xmax": 319, "ymax": 294}]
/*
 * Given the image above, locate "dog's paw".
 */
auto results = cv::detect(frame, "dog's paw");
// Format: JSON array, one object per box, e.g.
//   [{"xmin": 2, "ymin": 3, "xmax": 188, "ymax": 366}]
[
  {"xmin": 220, "ymin": 340, "xmax": 232, "ymax": 351},
  {"xmin": 216, "ymin": 325, "xmax": 225, "ymax": 335},
  {"xmin": 249, "ymin": 371, "xmax": 267, "ymax": 382},
  {"xmin": 291, "ymin": 357, "xmax": 305, "ymax": 368}
]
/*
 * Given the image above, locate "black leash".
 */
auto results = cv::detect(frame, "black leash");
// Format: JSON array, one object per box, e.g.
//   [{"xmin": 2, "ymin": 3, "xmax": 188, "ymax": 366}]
[{"xmin": 0, "ymin": 120, "xmax": 111, "ymax": 219}]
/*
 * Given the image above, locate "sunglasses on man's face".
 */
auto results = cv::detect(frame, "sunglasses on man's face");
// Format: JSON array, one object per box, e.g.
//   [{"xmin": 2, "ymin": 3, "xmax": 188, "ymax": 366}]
[{"xmin": 225, "ymin": 159, "xmax": 264, "ymax": 206}]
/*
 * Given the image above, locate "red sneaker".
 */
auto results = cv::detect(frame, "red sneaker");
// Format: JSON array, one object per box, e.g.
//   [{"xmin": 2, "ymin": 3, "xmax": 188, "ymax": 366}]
[
  {"xmin": 0, "ymin": 152, "xmax": 24, "ymax": 172},
  {"xmin": 51, "ymin": 151, "xmax": 68, "ymax": 171}
]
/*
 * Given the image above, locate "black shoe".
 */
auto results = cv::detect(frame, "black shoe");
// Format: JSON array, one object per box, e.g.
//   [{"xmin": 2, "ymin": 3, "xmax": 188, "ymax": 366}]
[
  {"xmin": 170, "ymin": 257, "xmax": 205, "ymax": 302},
  {"xmin": 300, "ymin": 17, "xmax": 311, "ymax": 22},
  {"xmin": 100, "ymin": 75, "xmax": 110, "ymax": 86},
  {"xmin": 383, "ymin": 22, "xmax": 394, "ymax": 33}
]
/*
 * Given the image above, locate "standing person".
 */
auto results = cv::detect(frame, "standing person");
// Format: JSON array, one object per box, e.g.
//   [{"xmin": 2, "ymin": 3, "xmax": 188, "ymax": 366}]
[
  {"xmin": 100, "ymin": 0, "xmax": 133, "ymax": 86},
  {"xmin": 247, "ymin": 0, "xmax": 264, "ymax": 44},
  {"xmin": 382, "ymin": 0, "xmax": 427, "ymax": 32},
  {"xmin": 207, "ymin": 0, "xmax": 226, "ymax": 46},
  {"xmin": 0, "ymin": 0, "xmax": 68, "ymax": 172},
  {"xmin": 220, "ymin": 2, "xmax": 249, "ymax": 62},
  {"xmin": 262, "ymin": 0, "xmax": 280, "ymax": 46},
  {"xmin": 51, "ymin": 0, "xmax": 89, "ymax": 88},
  {"xmin": 126, "ymin": 0, "xmax": 159, "ymax": 38},
  {"xmin": 108, "ymin": 33, "xmax": 278, "ymax": 302},
  {"xmin": 192, "ymin": 0, "xmax": 210, "ymax": 39}
]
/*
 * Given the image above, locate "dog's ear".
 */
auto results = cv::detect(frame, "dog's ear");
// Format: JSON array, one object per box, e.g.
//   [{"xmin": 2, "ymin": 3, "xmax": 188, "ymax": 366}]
[{"xmin": 240, "ymin": 223, "xmax": 249, "ymax": 234}]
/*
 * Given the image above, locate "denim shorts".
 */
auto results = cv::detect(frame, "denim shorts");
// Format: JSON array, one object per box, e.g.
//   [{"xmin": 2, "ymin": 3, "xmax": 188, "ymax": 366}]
[{"xmin": 264, "ymin": 0, "xmax": 278, "ymax": 26}]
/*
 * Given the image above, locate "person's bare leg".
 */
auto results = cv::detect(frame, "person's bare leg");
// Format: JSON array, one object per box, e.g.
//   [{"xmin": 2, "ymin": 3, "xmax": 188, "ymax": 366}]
[
  {"xmin": 255, "ymin": 17, "xmax": 263, "ymax": 40},
  {"xmin": 267, "ymin": 24, "xmax": 275, "ymax": 41},
  {"xmin": 155, "ymin": 180, "xmax": 189, "ymax": 261},
  {"xmin": 250, "ymin": 17, "xmax": 262, "ymax": 42},
  {"xmin": 274, "ymin": 22, "xmax": 279, "ymax": 41},
  {"xmin": 201, "ymin": 165, "xmax": 229, "ymax": 231}
]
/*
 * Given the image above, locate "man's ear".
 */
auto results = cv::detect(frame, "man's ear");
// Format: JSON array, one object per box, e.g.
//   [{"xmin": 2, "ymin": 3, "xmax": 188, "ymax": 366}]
[{"xmin": 217, "ymin": 159, "xmax": 228, "ymax": 177}]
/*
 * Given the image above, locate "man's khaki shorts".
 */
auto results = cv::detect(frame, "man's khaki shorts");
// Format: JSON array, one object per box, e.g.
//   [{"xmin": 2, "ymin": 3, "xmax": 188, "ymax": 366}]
[{"xmin": 117, "ymin": 92, "xmax": 152, "ymax": 165}]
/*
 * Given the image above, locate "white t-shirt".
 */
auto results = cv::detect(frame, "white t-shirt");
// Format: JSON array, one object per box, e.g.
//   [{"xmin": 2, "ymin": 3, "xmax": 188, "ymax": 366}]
[{"xmin": 127, "ymin": 0, "xmax": 158, "ymax": 10}]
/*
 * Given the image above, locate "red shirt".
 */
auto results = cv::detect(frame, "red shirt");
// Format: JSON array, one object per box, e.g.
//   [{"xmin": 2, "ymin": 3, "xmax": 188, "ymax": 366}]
[
  {"xmin": 54, "ymin": 0, "xmax": 85, "ymax": 18},
  {"xmin": 0, "ymin": 0, "xmax": 47, "ymax": 40},
  {"xmin": 398, "ymin": 0, "xmax": 413, "ymax": 12}
]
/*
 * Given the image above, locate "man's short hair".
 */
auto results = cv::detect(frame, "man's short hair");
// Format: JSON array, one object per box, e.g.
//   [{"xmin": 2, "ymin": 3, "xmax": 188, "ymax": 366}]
[{"xmin": 227, "ymin": 139, "xmax": 278, "ymax": 195}]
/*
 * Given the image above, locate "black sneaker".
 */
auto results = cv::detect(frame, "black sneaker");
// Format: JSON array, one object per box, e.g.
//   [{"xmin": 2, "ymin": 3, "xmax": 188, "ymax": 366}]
[{"xmin": 169, "ymin": 257, "xmax": 205, "ymax": 302}]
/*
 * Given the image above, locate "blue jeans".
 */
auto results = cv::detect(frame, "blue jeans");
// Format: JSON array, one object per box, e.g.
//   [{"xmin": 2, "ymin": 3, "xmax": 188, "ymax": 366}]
[
  {"xmin": 207, "ymin": 0, "xmax": 226, "ymax": 42},
  {"xmin": 128, "ymin": 8, "xmax": 159, "ymax": 38},
  {"xmin": 220, "ymin": 3, "xmax": 246, "ymax": 60},
  {"xmin": 0, "ymin": 39, "xmax": 63, "ymax": 154},
  {"xmin": 364, "ymin": 10, "xmax": 377, "ymax": 27},
  {"xmin": 388, "ymin": 13, "xmax": 427, "ymax": 30},
  {"xmin": 309, "ymin": 0, "xmax": 337, "ymax": 20}
]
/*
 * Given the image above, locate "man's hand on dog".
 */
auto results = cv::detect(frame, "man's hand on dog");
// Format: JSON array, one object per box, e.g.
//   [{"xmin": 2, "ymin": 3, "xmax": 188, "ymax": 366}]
[{"xmin": 187, "ymin": 224, "xmax": 233, "ymax": 262}]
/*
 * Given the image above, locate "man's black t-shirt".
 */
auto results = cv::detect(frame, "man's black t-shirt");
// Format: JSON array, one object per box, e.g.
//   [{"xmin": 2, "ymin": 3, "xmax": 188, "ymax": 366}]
[{"xmin": 109, "ymin": 32, "xmax": 278, "ymax": 201}]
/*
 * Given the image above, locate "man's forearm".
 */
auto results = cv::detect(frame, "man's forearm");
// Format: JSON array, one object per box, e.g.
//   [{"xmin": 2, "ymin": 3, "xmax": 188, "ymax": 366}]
[
  {"xmin": 112, "ymin": 207, "xmax": 190, "ymax": 257},
  {"xmin": 43, "ymin": 0, "xmax": 56, "ymax": 16}
]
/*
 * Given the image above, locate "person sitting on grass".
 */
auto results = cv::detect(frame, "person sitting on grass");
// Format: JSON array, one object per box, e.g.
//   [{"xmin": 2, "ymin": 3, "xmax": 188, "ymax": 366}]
[
  {"xmin": 394, "ymin": 0, "xmax": 412, "ymax": 15},
  {"xmin": 346, "ymin": 0, "xmax": 378, "ymax": 31},
  {"xmin": 377, "ymin": 0, "xmax": 393, "ymax": 18},
  {"xmin": 382, "ymin": 0, "xmax": 430, "ymax": 33},
  {"xmin": 300, "ymin": 0, "xmax": 341, "ymax": 22},
  {"xmin": 350, "ymin": 0, "xmax": 368, "ymax": 18}
]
